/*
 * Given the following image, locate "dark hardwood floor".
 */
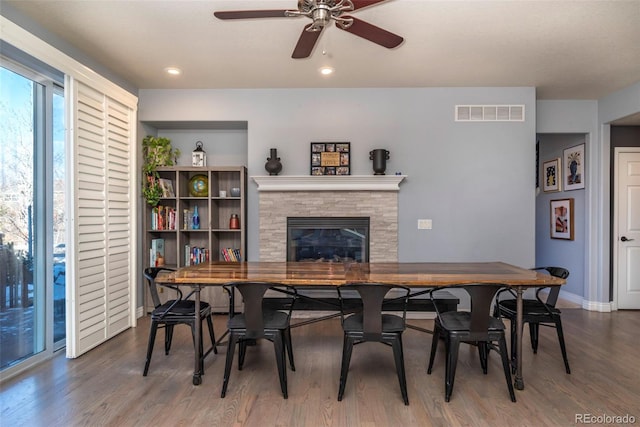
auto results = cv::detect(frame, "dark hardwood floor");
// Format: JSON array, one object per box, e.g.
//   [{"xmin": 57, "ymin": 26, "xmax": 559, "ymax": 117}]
[{"xmin": 1, "ymin": 309, "xmax": 639, "ymax": 426}]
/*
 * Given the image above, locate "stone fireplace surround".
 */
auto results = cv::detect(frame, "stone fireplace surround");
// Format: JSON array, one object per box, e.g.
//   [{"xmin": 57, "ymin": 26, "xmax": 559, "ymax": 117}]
[{"xmin": 253, "ymin": 175, "xmax": 405, "ymax": 262}]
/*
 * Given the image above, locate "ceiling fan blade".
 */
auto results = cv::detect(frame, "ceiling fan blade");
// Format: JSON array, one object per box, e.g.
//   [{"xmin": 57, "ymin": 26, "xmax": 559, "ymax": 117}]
[
  {"xmin": 338, "ymin": 16, "xmax": 403, "ymax": 49},
  {"xmin": 351, "ymin": 0, "xmax": 390, "ymax": 11},
  {"xmin": 214, "ymin": 10, "xmax": 290, "ymax": 20},
  {"xmin": 292, "ymin": 24, "xmax": 323, "ymax": 59}
]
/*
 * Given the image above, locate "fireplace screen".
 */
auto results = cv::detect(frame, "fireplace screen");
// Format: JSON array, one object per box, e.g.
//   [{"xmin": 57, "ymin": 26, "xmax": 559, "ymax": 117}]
[{"xmin": 287, "ymin": 217, "xmax": 369, "ymax": 262}]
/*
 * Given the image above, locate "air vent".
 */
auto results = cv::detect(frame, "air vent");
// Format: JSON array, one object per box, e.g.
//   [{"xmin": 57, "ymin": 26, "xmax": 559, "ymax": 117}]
[{"xmin": 455, "ymin": 105, "xmax": 525, "ymax": 122}]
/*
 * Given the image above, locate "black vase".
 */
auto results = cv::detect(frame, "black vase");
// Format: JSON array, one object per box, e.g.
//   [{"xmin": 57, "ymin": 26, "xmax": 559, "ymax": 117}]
[
  {"xmin": 265, "ymin": 148, "xmax": 282, "ymax": 176},
  {"xmin": 369, "ymin": 149, "xmax": 390, "ymax": 175}
]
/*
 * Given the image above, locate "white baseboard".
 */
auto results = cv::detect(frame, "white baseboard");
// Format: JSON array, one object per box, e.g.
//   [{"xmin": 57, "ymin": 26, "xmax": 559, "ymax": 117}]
[
  {"xmin": 556, "ymin": 289, "xmax": 613, "ymax": 312},
  {"xmin": 581, "ymin": 300, "xmax": 613, "ymax": 312}
]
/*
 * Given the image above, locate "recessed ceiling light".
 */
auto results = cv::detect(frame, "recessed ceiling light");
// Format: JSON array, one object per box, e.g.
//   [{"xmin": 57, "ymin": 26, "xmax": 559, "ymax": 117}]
[
  {"xmin": 165, "ymin": 67, "xmax": 182, "ymax": 76},
  {"xmin": 319, "ymin": 66, "xmax": 334, "ymax": 76}
]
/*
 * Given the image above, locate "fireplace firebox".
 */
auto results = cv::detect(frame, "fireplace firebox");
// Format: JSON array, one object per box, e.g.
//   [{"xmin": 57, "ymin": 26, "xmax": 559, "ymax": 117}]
[{"xmin": 287, "ymin": 217, "xmax": 369, "ymax": 262}]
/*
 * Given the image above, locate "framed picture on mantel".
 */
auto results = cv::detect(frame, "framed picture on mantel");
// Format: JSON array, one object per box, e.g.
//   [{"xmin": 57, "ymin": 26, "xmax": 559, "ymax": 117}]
[{"xmin": 310, "ymin": 142, "xmax": 350, "ymax": 176}]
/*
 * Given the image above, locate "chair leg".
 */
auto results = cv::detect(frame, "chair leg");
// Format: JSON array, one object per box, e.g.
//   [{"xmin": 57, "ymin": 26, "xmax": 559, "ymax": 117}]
[
  {"xmin": 554, "ymin": 316, "xmax": 571, "ymax": 374},
  {"xmin": 338, "ymin": 334, "xmax": 354, "ymax": 401},
  {"xmin": 273, "ymin": 331, "xmax": 288, "ymax": 399},
  {"xmin": 165, "ymin": 324, "xmax": 174, "ymax": 355},
  {"xmin": 143, "ymin": 321, "xmax": 159, "ymax": 376},
  {"xmin": 427, "ymin": 323, "xmax": 441, "ymax": 374},
  {"xmin": 498, "ymin": 335, "xmax": 517, "ymax": 402},
  {"xmin": 206, "ymin": 314, "xmax": 217, "ymax": 354},
  {"xmin": 221, "ymin": 333, "xmax": 238, "ymax": 398},
  {"xmin": 238, "ymin": 339, "xmax": 247, "ymax": 370},
  {"xmin": 284, "ymin": 326, "xmax": 295, "ymax": 371},
  {"xmin": 478, "ymin": 341, "xmax": 488, "ymax": 374},
  {"xmin": 529, "ymin": 322, "xmax": 539, "ymax": 353},
  {"xmin": 391, "ymin": 335, "xmax": 409, "ymax": 405},
  {"xmin": 444, "ymin": 336, "xmax": 460, "ymax": 402}
]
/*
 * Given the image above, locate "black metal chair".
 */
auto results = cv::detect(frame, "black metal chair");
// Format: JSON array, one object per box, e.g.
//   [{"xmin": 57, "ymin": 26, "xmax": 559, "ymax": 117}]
[
  {"xmin": 337, "ymin": 283, "xmax": 410, "ymax": 405},
  {"xmin": 494, "ymin": 266, "xmax": 571, "ymax": 374},
  {"xmin": 427, "ymin": 284, "xmax": 516, "ymax": 403},
  {"xmin": 142, "ymin": 267, "xmax": 217, "ymax": 376},
  {"xmin": 220, "ymin": 282, "xmax": 297, "ymax": 398}
]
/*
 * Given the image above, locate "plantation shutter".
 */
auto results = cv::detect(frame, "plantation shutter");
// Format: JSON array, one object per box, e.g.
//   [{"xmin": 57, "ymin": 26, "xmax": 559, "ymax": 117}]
[
  {"xmin": 67, "ymin": 78, "xmax": 137, "ymax": 357},
  {"xmin": 0, "ymin": 15, "xmax": 138, "ymax": 359},
  {"xmin": 105, "ymin": 97, "xmax": 134, "ymax": 337}
]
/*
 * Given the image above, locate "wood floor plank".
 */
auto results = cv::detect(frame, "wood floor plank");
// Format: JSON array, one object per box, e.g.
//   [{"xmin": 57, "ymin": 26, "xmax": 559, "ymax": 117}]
[{"xmin": 1, "ymin": 309, "xmax": 639, "ymax": 426}]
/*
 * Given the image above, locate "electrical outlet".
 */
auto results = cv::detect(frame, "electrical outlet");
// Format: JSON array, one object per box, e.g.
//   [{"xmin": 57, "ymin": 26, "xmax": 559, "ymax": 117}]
[{"xmin": 418, "ymin": 219, "xmax": 432, "ymax": 230}]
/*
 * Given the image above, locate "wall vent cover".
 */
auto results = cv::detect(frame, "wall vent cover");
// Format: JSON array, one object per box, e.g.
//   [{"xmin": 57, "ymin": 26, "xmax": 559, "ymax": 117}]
[{"xmin": 455, "ymin": 105, "xmax": 525, "ymax": 122}]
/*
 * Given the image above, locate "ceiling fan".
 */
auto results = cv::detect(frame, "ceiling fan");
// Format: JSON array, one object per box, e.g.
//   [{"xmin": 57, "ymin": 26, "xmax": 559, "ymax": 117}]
[{"xmin": 213, "ymin": 0, "xmax": 404, "ymax": 59}]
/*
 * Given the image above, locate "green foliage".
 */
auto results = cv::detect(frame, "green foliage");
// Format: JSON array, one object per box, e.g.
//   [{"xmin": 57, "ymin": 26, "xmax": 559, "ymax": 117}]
[{"xmin": 142, "ymin": 136, "xmax": 180, "ymax": 206}]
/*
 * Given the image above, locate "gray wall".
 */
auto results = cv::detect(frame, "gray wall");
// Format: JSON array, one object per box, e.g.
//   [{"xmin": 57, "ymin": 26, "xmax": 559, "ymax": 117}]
[
  {"xmin": 139, "ymin": 87, "xmax": 538, "ymax": 267},
  {"xmin": 535, "ymin": 134, "xmax": 586, "ymax": 298}
]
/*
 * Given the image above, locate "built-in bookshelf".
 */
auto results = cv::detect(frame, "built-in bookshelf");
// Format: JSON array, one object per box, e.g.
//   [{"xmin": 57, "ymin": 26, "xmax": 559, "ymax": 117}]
[{"xmin": 144, "ymin": 166, "xmax": 247, "ymax": 312}]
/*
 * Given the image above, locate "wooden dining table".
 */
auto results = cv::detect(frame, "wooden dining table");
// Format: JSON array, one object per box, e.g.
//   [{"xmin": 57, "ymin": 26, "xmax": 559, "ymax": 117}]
[{"xmin": 156, "ymin": 261, "xmax": 565, "ymax": 389}]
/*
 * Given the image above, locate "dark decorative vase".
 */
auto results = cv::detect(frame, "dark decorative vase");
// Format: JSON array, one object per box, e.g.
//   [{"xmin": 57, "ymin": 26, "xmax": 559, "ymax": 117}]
[
  {"xmin": 369, "ymin": 149, "xmax": 390, "ymax": 175},
  {"xmin": 265, "ymin": 148, "xmax": 282, "ymax": 176}
]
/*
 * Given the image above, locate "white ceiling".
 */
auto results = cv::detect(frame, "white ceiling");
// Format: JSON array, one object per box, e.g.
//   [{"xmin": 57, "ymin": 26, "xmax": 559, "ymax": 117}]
[{"xmin": 4, "ymin": 0, "xmax": 640, "ymax": 106}]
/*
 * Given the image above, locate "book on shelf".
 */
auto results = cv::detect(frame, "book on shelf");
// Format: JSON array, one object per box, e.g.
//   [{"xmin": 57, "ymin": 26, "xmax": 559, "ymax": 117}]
[
  {"xmin": 221, "ymin": 247, "xmax": 242, "ymax": 262},
  {"xmin": 158, "ymin": 178, "xmax": 175, "ymax": 197},
  {"xmin": 184, "ymin": 244, "xmax": 209, "ymax": 266},
  {"xmin": 151, "ymin": 205, "xmax": 176, "ymax": 230},
  {"xmin": 150, "ymin": 238, "xmax": 165, "ymax": 267}
]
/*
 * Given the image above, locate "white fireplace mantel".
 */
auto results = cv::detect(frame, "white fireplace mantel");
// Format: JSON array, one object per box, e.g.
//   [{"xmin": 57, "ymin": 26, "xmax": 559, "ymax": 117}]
[{"xmin": 251, "ymin": 175, "xmax": 406, "ymax": 192}]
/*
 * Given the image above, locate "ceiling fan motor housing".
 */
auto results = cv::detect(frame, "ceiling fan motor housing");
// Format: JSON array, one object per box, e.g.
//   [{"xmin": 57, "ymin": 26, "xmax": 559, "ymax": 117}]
[{"xmin": 298, "ymin": 0, "xmax": 354, "ymax": 15}]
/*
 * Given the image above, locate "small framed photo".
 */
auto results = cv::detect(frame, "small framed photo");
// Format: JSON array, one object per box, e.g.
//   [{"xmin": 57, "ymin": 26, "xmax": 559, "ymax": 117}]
[
  {"xmin": 158, "ymin": 178, "xmax": 175, "ymax": 198},
  {"xmin": 550, "ymin": 198, "xmax": 574, "ymax": 240},
  {"xmin": 310, "ymin": 142, "xmax": 350, "ymax": 175},
  {"xmin": 563, "ymin": 143, "xmax": 585, "ymax": 190},
  {"xmin": 542, "ymin": 158, "xmax": 561, "ymax": 192}
]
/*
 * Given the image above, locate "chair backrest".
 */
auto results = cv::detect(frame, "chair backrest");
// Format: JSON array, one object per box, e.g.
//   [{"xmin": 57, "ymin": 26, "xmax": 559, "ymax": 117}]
[
  {"xmin": 432, "ymin": 283, "xmax": 505, "ymax": 340},
  {"xmin": 338, "ymin": 283, "xmax": 410, "ymax": 340},
  {"xmin": 533, "ymin": 267, "xmax": 570, "ymax": 307},
  {"xmin": 224, "ymin": 281, "xmax": 296, "ymax": 339},
  {"xmin": 143, "ymin": 267, "xmax": 177, "ymax": 309}
]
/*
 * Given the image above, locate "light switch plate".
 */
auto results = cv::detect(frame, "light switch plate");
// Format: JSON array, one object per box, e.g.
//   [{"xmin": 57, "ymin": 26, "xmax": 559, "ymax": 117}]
[{"xmin": 418, "ymin": 219, "xmax": 432, "ymax": 229}]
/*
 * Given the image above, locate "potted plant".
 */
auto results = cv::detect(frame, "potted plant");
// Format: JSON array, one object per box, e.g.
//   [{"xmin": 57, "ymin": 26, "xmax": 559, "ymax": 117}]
[{"xmin": 142, "ymin": 135, "xmax": 181, "ymax": 206}]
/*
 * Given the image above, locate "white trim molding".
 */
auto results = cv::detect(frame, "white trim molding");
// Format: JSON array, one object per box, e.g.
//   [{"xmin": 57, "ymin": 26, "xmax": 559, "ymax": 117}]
[
  {"xmin": 582, "ymin": 299, "xmax": 614, "ymax": 312},
  {"xmin": 252, "ymin": 175, "xmax": 406, "ymax": 192}
]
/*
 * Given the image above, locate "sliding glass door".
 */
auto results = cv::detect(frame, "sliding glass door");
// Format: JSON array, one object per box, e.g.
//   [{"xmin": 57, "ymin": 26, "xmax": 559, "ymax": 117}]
[{"xmin": 0, "ymin": 59, "xmax": 66, "ymax": 372}]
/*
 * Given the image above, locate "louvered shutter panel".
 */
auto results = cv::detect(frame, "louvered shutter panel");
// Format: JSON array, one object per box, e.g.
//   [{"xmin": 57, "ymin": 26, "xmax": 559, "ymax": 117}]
[
  {"xmin": 67, "ymin": 79, "xmax": 136, "ymax": 357},
  {"xmin": 106, "ymin": 98, "xmax": 133, "ymax": 337}
]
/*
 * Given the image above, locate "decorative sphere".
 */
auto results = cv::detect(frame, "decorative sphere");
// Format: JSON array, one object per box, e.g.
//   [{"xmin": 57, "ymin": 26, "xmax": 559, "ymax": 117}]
[{"xmin": 189, "ymin": 174, "xmax": 208, "ymax": 197}]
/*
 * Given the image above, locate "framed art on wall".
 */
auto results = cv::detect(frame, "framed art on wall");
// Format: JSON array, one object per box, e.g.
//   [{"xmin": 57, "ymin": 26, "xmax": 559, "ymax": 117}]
[
  {"xmin": 542, "ymin": 158, "xmax": 561, "ymax": 192},
  {"xmin": 550, "ymin": 198, "xmax": 574, "ymax": 240},
  {"xmin": 310, "ymin": 142, "xmax": 350, "ymax": 175},
  {"xmin": 563, "ymin": 143, "xmax": 585, "ymax": 190}
]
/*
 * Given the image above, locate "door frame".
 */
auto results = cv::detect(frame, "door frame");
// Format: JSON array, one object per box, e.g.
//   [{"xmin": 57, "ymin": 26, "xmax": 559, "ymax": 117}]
[{"xmin": 612, "ymin": 146, "xmax": 640, "ymax": 309}]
